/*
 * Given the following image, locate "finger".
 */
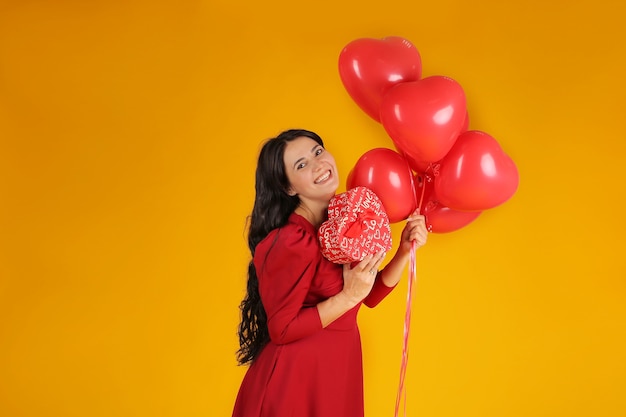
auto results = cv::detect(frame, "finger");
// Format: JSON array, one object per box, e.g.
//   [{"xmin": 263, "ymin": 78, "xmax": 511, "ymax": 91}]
[
  {"xmin": 407, "ymin": 228, "xmax": 421, "ymax": 243},
  {"xmin": 367, "ymin": 250, "xmax": 386, "ymax": 270},
  {"xmin": 412, "ymin": 231, "xmax": 428, "ymax": 244},
  {"xmin": 373, "ymin": 253, "xmax": 386, "ymax": 269},
  {"xmin": 409, "ymin": 216, "xmax": 426, "ymax": 226},
  {"xmin": 411, "ymin": 229, "xmax": 428, "ymax": 240},
  {"xmin": 357, "ymin": 254, "xmax": 375, "ymax": 272},
  {"xmin": 409, "ymin": 222, "xmax": 428, "ymax": 237},
  {"xmin": 410, "ymin": 225, "xmax": 427, "ymax": 237}
]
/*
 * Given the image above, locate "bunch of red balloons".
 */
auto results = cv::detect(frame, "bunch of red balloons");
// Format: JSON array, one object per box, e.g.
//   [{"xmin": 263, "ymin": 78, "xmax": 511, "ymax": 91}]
[{"xmin": 339, "ymin": 36, "xmax": 519, "ymax": 233}]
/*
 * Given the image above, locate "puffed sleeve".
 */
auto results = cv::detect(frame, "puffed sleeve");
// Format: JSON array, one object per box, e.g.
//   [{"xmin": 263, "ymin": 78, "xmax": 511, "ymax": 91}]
[
  {"xmin": 254, "ymin": 224, "xmax": 323, "ymax": 345},
  {"xmin": 363, "ymin": 270, "xmax": 397, "ymax": 308}
]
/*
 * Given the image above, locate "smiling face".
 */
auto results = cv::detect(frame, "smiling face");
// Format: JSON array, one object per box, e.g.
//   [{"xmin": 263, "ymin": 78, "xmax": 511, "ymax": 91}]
[{"xmin": 283, "ymin": 136, "xmax": 339, "ymax": 209}]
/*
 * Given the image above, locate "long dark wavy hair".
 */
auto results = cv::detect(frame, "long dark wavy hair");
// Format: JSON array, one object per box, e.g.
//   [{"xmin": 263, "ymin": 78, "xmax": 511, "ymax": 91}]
[{"xmin": 237, "ymin": 129, "xmax": 324, "ymax": 365}]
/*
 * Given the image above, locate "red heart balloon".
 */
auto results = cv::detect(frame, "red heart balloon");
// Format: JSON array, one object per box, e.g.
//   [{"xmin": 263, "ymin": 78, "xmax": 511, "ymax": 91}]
[
  {"xmin": 434, "ymin": 130, "xmax": 519, "ymax": 211},
  {"xmin": 401, "ymin": 110, "xmax": 470, "ymax": 174},
  {"xmin": 403, "ymin": 153, "xmax": 432, "ymax": 175},
  {"xmin": 380, "ymin": 76, "xmax": 467, "ymax": 164},
  {"xmin": 346, "ymin": 148, "xmax": 417, "ymax": 223},
  {"xmin": 414, "ymin": 175, "xmax": 481, "ymax": 233},
  {"xmin": 338, "ymin": 36, "xmax": 422, "ymax": 122}
]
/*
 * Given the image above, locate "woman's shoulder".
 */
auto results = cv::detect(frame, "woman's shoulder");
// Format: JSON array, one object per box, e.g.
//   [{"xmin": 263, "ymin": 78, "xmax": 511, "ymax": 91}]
[{"xmin": 257, "ymin": 213, "xmax": 319, "ymax": 256}]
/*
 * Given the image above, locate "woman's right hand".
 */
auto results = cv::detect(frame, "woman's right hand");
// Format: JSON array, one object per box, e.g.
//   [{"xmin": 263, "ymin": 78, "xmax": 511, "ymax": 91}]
[
  {"xmin": 317, "ymin": 250, "xmax": 386, "ymax": 327},
  {"xmin": 341, "ymin": 251, "xmax": 386, "ymax": 306}
]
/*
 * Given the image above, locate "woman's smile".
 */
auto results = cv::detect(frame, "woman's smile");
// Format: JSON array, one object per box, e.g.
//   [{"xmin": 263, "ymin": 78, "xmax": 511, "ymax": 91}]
[{"xmin": 314, "ymin": 170, "xmax": 332, "ymax": 184}]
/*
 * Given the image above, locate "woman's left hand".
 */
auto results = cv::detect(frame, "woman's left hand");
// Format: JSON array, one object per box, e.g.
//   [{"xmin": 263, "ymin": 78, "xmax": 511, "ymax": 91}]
[
  {"xmin": 377, "ymin": 210, "xmax": 429, "ymax": 288},
  {"xmin": 399, "ymin": 210, "xmax": 428, "ymax": 254}
]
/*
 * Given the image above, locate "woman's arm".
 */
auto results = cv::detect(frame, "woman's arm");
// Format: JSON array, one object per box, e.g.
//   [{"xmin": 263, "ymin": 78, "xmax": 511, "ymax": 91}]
[
  {"xmin": 316, "ymin": 252, "xmax": 385, "ymax": 327},
  {"xmin": 381, "ymin": 212, "xmax": 428, "ymax": 287},
  {"xmin": 317, "ymin": 213, "xmax": 428, "ymax": 326}
]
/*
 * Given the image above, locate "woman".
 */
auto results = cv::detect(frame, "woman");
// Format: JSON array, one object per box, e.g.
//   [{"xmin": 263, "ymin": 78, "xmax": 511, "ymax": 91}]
[{"xmin": 233, "ymin": 129, "xmax": 428, "ymax": 417}]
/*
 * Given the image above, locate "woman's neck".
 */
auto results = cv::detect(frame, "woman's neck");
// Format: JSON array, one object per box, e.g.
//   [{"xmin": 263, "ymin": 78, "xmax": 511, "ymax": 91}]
[{"xmin": 294, "ymin": 202, "xmax": 328, "ymax": 229}]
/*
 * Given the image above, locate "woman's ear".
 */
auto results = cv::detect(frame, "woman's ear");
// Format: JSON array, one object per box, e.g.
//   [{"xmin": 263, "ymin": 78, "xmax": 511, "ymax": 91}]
[{"xmin": 286, "ymin": 187, "xmax": 297, "ymax": 196}]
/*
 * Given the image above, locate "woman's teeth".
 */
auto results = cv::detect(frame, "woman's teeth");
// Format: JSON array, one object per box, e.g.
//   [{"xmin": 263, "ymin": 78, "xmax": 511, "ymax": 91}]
[{"xmin": 315, "ymin": 171, "xmax": 331, "ymax": 184}]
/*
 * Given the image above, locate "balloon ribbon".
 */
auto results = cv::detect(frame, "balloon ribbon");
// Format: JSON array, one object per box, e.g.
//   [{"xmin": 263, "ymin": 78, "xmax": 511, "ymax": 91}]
[
  {"xmin": 394, "ymin": 240, "xmax": 416, "ymax": 417},
  {"xmin": 394, "ymin": 172, "xmax": 425, "ymax": 417}
]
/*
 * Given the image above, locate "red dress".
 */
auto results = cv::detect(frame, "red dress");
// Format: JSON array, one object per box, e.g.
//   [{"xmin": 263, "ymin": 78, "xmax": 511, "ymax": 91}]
[{"xmin": 232, "ymin": 213, "xmax": 396, "ymax": 417}]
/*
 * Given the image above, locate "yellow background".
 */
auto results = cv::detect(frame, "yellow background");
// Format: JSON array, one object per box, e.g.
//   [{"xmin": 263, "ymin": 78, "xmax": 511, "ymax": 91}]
[{"xmin": 1, "ymin": 1, "xmax": 625, "ymax": 416}]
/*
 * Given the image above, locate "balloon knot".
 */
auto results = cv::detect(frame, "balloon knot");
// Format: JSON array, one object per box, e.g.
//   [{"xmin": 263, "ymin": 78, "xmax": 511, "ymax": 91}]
[{"xmin": 430, "ymin": 163, "xmax": 441, "ymax": 177}]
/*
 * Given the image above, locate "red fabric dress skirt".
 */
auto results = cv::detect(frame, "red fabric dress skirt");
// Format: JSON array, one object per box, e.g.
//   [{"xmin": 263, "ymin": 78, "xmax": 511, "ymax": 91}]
[{"xmin": 232, "ymin": 213, "xmax": 395, "ymax": 417}]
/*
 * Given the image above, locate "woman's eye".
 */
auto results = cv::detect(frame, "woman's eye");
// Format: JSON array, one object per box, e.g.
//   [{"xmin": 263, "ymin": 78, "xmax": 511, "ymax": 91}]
[
  {"xmin": 315, "ymin": 148, "xmax": 324, "ymax": 156},
  {"xmin": 297, "ymin": 162, "xmax": 306, "ymax": 170}
]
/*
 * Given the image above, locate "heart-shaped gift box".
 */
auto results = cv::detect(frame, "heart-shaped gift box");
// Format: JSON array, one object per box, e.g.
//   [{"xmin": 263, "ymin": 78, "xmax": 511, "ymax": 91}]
[{"xmin": 318, "ymin": 186, "xmax": 392, "ymax": 264}]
